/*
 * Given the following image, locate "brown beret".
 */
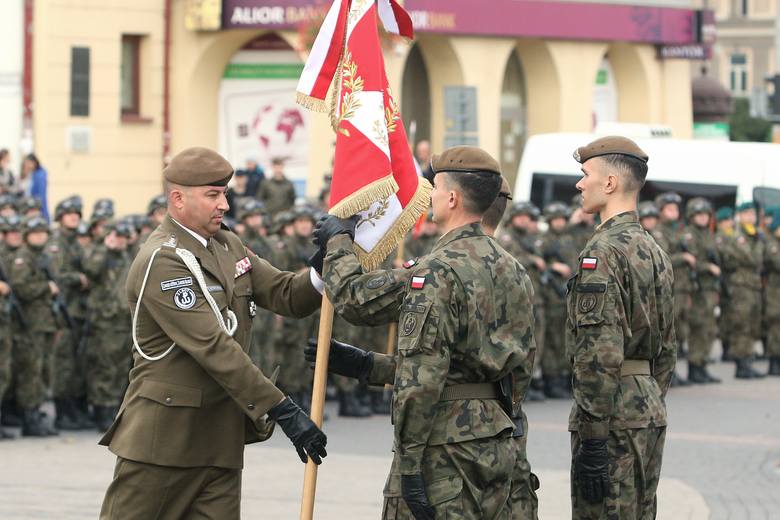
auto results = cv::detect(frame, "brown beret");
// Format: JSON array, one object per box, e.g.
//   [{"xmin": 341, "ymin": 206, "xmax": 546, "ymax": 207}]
[
  {"xmin": 431, "ymin": 146, "xmax": 501, "ymax": 176},
  {"xmin": 163, "ymin": 147, "xmax": 234, "ymax": 187},
  {"xmin": 573, "ymin": 136, "xmax": 648, "ymax": 165}
]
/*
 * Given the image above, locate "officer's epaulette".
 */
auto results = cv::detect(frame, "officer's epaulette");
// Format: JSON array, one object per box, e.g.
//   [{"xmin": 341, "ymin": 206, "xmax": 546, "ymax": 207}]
[{"xmin": 162, "ymin": 234, "xmax": 178, "ymax": 248}]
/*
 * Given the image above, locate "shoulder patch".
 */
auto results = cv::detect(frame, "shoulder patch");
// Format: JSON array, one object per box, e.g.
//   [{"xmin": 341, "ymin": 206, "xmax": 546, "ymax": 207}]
[
  {"xmin": 581, "ymin": 257, "xmax": 598, "ymax": 270},
  {"xmin": 366, "ymin": 275, "xmax": 387, "ymax": 289},
  {"xmin": 410, "ymin": 275, "xmax": 426, "ymax": 290},
  {"xmin": 161, "ymin": 276, "xmax": 193, "ymax": 291},
  {"xmin": 173, "ymin": 287, "xmax": 197, "ymax": 309}
]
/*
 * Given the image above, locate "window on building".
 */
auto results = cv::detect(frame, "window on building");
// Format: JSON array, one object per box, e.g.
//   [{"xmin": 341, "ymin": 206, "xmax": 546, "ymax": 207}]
[
  {"xmin": 70, "ymin": 47, "xmax": 90, "ymax": 117},
  {"xmin": 730, "ymin": 53, "xmax": 748, "ymax": 95},
  {"xmin": 121, "ymin": 35, "xmax": 141, "ymax": 116}
]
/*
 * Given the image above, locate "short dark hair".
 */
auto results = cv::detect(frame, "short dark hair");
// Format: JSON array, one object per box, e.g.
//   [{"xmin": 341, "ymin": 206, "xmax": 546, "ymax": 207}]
[
  {"xmin": 601, "ymin": 154, "xmax": 647, "ymax": 192},
  {"xmin": 444, "ymin": 171, "xmax": 502, "ymax": 215}
]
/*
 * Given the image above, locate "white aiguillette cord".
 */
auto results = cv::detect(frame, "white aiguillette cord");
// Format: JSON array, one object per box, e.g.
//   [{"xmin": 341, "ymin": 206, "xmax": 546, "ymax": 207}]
[{"xmin": 132, "ymin": 247, "xmax": 238, "ymax": 361}]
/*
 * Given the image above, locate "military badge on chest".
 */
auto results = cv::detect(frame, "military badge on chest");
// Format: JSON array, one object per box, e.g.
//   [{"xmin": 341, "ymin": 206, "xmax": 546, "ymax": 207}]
[
  {"xmin": 235, "ymin": 256, "xmax": 252, "ymax": 278},
  {"xmin": 174, "ymin": 287, "xmax": 197, "ymax": 309}
]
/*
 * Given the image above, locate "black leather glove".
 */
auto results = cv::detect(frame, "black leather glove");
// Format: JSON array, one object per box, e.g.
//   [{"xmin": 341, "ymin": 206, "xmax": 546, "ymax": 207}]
[
  {"xmin": 313, "ymin": 214, "xmax": 358, "ymax": 249},
  {"xmin": 267, "ymin": 397, "xmax": 328, "ymax": 465},
  {"xmin": 401, "ymin": 473, "xmax": 435, "ymax": 520},
  {"xmin": 308, "ymin": 249, "xmax": 324, "ymax": 275},
  {"xmin": 304, "ymin": 338, "xmax": 374, "ymax": 382},
  {"xmin": 573, "ymin": 438, "xmax": 610, "ymax": 504}
]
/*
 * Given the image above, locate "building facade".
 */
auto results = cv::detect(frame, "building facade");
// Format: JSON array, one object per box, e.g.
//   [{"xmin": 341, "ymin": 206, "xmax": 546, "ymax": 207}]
[{"xmin": 26, "ymin": 0, "xmax": 708, "ymax": 215}]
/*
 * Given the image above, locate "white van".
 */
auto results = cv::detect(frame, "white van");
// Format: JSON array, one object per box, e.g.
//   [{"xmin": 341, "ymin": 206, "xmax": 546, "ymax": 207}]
[{"xmin": 513, "ymin": 133, "xmax": 780, "ymax": 211}]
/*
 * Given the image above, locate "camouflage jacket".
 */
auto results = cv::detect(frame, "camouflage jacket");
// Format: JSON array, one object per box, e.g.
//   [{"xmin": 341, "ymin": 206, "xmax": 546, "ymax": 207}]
[
  {"xmin": 48, "ymin": 227, "xmax": 88, "ymax": 319},
  {"xmin": 763, "ymin": 235, "xmax": 780, "ymax": 318},
  {"xmin": 403, "ymin": 232, "xmax": 438, "ymax": 260},
  {"xmin": 83, "ymin": 244, "xmax": 131, "ymax": 325},
  {"xmin": 498, "ymin": 227, "xmax": 545, "ymax": 301},
  {"xmin": 323, "ymin": 222, "xmax": 536, "ymax": 474},
  {"xmin": 9, "ymin": 245, "xmax": 58, "ymax": 332},
  {"xmin": 541, "ymin": 226, "xmax": 580, "ymax": 302},
  {"xmin": 566, "ymin": 212, "xmax": 676, "ymax": 440},
  {"xmin": 658, "ymin": 220, "xmax": 694, "ymax": 293},
  {"xmin": 719, "ymin": 224, "xmax": 764, "ymax": 290},
  {"xmin": 682, "ymin": 224, "xmax": 721, "ymax": 293}
]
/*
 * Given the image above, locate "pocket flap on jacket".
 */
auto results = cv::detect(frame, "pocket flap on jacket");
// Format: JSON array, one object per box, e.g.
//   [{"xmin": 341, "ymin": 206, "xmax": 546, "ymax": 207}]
[
  {"xmin": 426, "ymin": 474, "xmax": 463, "ymax": 506},
  {"xmin": 138, "ymin": 380, "xmax": 202, "ymax": 408}
]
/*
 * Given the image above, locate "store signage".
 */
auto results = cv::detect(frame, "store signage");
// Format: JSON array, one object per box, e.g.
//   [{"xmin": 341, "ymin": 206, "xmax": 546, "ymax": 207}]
[{"xmin": 222, "ymin": 0, "xmax": 710, "ymax": 46}]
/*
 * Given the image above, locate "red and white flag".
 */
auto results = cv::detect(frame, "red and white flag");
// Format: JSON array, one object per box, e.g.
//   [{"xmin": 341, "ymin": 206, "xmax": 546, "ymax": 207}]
[{"xmin": 297, "ymin": 0, "xmax": 430, "ymax": 269}]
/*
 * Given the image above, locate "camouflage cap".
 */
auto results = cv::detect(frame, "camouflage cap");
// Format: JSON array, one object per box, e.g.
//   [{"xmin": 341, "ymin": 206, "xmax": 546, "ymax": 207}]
[
  {"xmin": 508, "ymin": 201, "xmax": 540, "ymax": 220},
  {"xmin": 715, "ymin": 207, "xmax": 734, "ymax": 222},
  {"xmin": 573, "ymin": 136, "xmax": 649, "ymax": 164},
  {"xmin": 431, "ymin": 146, "xmax": 501, "ymax": 176},
  {"xmin": 637, "ymin": 201, "xmax": 660, "ymax": 219},
  {"xmin": 686, "ymin": 197, "xmax": 712, "ymax": 219},
  {"xmin": 655, "ymin": 192, "xmax": 682, "ymax": 209},
  {"xmin": 544, "ymin": 201, "xmax": 570, "ymax": 219},
  {"xmin": 147, "ymin": 194, "xmax": 167, "ymax": 215},
  {"xmin": 22, "ymin": 215, "xmax": 49, "ymax": 236},
  {"xmin": 163, "ymin": 147, "xmax": 233, "ymax": 187}
]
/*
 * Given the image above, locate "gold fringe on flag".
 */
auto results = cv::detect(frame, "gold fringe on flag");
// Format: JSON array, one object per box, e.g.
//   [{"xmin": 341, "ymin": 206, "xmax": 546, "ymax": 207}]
[
  {"xmin": 295, "ymin": 92, "xmax": 328, "ymax": 113},
  {"xmin": 328, "ymin": 173, "xmax": 399, "ymax": 220},
  {"xmin": 354, "ymin": 177, "xmax": 432, "ymax": 271}
]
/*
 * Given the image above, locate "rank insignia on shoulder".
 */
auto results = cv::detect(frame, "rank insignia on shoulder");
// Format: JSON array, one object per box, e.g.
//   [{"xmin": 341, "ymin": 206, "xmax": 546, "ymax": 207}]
[
  {"xmin": 581, "ymin": 257, "xmax": 598, "ymax": 270},
  {"xmin": 403, "ymin": 258, "xmax": 417, "ymax": 269},
  {"xmin": 161, "ymin": 276, "xmax": 193, "ymax": 291},
  {"xmin": 411, "ymin": 276, "xmax": 426, "ymax": 289},
  {"xmin": 235, "ymin": 256, "xmax": 252, "ymax": 278}
]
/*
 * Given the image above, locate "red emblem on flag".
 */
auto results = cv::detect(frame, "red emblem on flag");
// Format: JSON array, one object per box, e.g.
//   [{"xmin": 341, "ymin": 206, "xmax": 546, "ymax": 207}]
[{"xmin": 582, "ymin": 257, "xmax": 598, "ymax": 270}]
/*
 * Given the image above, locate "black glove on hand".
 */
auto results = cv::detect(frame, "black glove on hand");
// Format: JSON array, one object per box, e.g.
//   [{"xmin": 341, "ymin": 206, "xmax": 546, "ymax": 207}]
[
  {"xmin": 267, "ymin": 397, "xmax": 328, "ymax": 465},
  {"xmin": 574, "ymin": 438, "xmax": 610, "ymax": 504},
  {"xmin": 401, "ymin": 473, "xmax": 435, "ymax": 520},
  {"xmin": 304, "ymin": 338, "xmax": 374, "ymax": 382},
  {"xmin": 308, "ymin": 248, "xmax": 324, "ymax": 275},
  {"xmin": 312, "ymin": 214, "xmax": 358, "ymax": 249}
]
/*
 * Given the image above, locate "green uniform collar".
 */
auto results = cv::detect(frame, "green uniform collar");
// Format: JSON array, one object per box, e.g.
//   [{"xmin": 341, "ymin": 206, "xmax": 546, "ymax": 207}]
[{"xmin": 432, "ymin": 222, "xmax": 485, "ymax": 253}]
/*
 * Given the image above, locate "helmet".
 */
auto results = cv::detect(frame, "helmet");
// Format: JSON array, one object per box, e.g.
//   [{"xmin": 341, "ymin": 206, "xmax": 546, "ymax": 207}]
[
  {"xmin": 571, "ymin": 193, "xmax": 584, "ymax": 208},
  {"xmin": 147, "ymin": 194, "xmax": 167, "ymax": 216},
  {"xmin": 108, "ymin": 219, "xmax": 134, "ymax": 238},
  {"xmin": 2, "ymin": 214, "xmax": 22, "ymax": 232},
  {"xmin": 0, "ymin": 194, "xmax": 17, "ymax": 212},
  {"xmin": 22, "ymin": 215, "xmax": 49, "ymax": 236},
  {"xmin": 291, "ymin": 206, "xmax": 316, "ymax": 223},
  {"xmin": 18, "ymin": 196, "xmax": 42, "ymax": 214},
  {"xmin": 638, "ymin": 201, "xmax": 660, "ymax": 219},
  {"xmin": 655, "ymin": 192, "xmax": 682, "ymax": 210},
  {"xmin": 75, "ymin": 222, "xmax": 91, "ymax": 237},
  {"xmin": 55, "ymin": 195, "xmax": 83, "ymax": 220},
  {"xmin": 90, "ymin": 206, "xmax": 114, "ymax": 226},
  {"xmin": 543, "ymin": 201, "xmax": 570, "ymax": 220},
  {"xmin": 685, "ymin": 197, "xmax": 713, "ymax": 219},
  {"xmin": 238, "ymin": 199, "xmax": 267, "ymax": 221},
  {"xmin": 508, "ymin": 201, "xmax": 540, "ymax": 220},
  {"xmin": 92, "ymin": 198, "xmax": 115, "ymax": 220}
]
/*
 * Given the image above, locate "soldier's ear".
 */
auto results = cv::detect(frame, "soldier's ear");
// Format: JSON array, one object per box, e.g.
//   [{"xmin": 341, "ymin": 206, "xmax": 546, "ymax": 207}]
[{"xmin": 604, "ymin": 173, "xmax": 619, "ymax": 195}]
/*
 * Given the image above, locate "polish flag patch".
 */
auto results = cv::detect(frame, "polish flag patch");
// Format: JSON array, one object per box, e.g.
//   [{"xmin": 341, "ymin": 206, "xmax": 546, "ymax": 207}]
[
  {"xmin": 582, "ymin": 257, "xmax": 598, "ymax": 270},
  {"xmin": 235, "ymin": 256, "xmax": 252, "ymax": 278},
  {"xmin": 403, "ymin": 259, "xmax": 417, "ymax": 269},
  {"xmin": 411, "ymin": 276, "xmax": 426, "ymax": 289}
]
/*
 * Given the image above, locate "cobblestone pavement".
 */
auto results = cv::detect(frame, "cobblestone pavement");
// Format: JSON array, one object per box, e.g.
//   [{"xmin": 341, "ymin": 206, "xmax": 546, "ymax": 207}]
[{"xmin": 0, "ymin": 359, "xmax": 777, "ymax": 519}]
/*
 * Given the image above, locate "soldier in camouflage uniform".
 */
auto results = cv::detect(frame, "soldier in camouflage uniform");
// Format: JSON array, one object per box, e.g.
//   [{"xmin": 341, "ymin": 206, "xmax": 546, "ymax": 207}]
[
  {"xmin": 568, "ymin": 136, "xmax": 676, "ymax": 519},
  {"xmin": 762, "ymin": 212, "xmax": 780, "ymax": 376},
  {"xmin": 682, "ymin": 198, "xmax": 722, "ymax": 384},
  {"xmin": 9, "ymin": 216, "xmax": 60, "ymax": 436},
  {"xmin": 403, "ymin": 211, "xmax": 438, "ymax": 260},
  {"xmin": 0, "ymin": 228, "xmax": 15, "ymax": 438},
  {"xmin": 569, "ymin": 193, "xmax": 596, "ymax": 252},
  {"xmin": 49, "ymin": 196, "xmax": 94, "ymax": 429},
  {"xmin": 313, "ymin": 147, "xmax": 536, "ymax": 519},
  {"xmin": 720, "ymin": 202, "xmax": 766, "ymax": 378},
  {"xmin": 499, "ymin": 201, "xmax": 547, "ymax": 402},
  {"xmin": 638, "ymin": 201, "xmax": 669, "ymax": 250},
  {"xmin": 0, "ymin": 214, "xmax": 23, "ymax": 429},
  {"xmin": 83, "ymin": 220, "xmax": 133, "ymax": 431},
  {"xmin": 715, "ymin": 207, "xmax": 735, "ymax": 361},
  {"xmin": 541, "ymin": 201, "xmax": 579, "ymax": 398},
  {"xmin": 656, "ymin": 192, "xmax": 693, "ymax": 386}
]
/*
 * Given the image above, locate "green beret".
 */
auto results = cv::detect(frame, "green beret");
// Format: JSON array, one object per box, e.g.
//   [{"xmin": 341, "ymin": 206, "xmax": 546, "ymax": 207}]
[
  {"xmin": 431, "ymin": 146, "xmax": 501, "ymax": 176},
  {"xmin": 715, "ymin": 207, "xmax": 734, "ymax": 222},
  {"xmin": 736, "ymin": 201, "xmax": 756, "ymax": 213},
  {"xmin": 164, "ymin": 147, "xmax": 233, "ymax": 187},
  {"xmin": 573, "ymin": 136, "xmax": 649, "ymax": 164}
]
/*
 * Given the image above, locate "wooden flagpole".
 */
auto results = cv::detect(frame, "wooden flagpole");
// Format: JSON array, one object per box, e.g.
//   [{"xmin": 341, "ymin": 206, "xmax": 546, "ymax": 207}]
[{"xmin": 300, "ymin": 295, "xmax": 335, "ymax": 520}]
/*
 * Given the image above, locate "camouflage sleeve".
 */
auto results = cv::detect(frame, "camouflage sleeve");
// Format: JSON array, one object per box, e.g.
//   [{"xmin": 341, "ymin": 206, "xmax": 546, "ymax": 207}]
[
  {"xmin": 49, "ymin": 243, "xmax": 83, "ymax": 288},
  {"xmin": 512, "ymin": 274, "xmax": 536, "ymax": 407},
  {"xmin": 368, "ymin": 352, "xmax": 396, "ymax": 386},
  {"xmin": 9, "ymin": 256, "xmax": 49, "ymax": 302},
  {"xmin": 322, "ymin": 235, "xmax": 409, "ymax": 326},
  {"xmin": 394, "ymin": 262, "xmax": 456, "ymax": 474},
  {"xmin": 82, "ymin": 245, "xmax": 109, "ymax": 282},
  {"xmin": 652, "ymin": 250, "xmax": 677, "ymax": 394},
  {"xmin": 569, "ymin": 249, "xmax": 624, "ymax": 440}
]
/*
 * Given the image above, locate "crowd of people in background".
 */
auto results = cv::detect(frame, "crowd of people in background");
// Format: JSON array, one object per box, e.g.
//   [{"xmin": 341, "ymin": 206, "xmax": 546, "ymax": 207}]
[{"xmin": 0, "ymin": 144, "xmax": 777, "ymax": 441}]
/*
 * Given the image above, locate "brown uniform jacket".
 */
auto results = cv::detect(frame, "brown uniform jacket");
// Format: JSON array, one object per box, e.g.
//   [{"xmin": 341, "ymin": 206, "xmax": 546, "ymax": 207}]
[{"xmin": 99, "ymin": 216, "xmax": 320, "ymax": 469}]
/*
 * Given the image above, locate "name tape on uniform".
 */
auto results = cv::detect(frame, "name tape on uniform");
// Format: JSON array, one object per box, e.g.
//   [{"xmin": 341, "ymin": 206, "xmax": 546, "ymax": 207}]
[
  {"xmin": 581, "ymin": 257, "xmax": 598, "ymax": 270},
  {"xmin": 161, "ymin": 276, "xmax": 193, "ymax": 291},
  {"xmin": 235, "ymin": 256, "xmax": 252, "ymax": 278},
  {"xmin": 411, "ymin": 276, "xmax": 426, "ymax": 289}
]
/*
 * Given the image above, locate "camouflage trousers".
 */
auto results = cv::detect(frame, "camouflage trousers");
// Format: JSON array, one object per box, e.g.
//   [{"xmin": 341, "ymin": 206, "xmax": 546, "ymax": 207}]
[
  {"xmin": 0, "ymin": 324, "xmax": 11, "ymax": 405},
  {"xmin": 510, "ymin": 433, "xmax": 540, "ymax": 520},
  {"xmin": 277, "ymin": 313, "xmax": 316, "ymax": 393},
  {"xmin": 765, "ymin": 288, "xmax": 780, "ymax": 357},
  {"xmin": 13, "ymin": 329, "xmax": 55, "ymax": 408},
  {"xmin": 85, "ymin": 325, "xmax": 132, "ymax": 407},
  {"xmin": 543, "ymin": 302, "xmax": 568, "ymax": 378},
  {"xmin": 249, "ymin": 309, "xmax": 276, "ymax": 373},
  {"xmin": 673, "ymin": 291, "xmax": 691, "ymax": 345},
  {"xmin": 53, "ymin": 320, "xmax": 87, "ymax": 399},
  {"xmin": 570, "ymin": 427, "xmax": 666, "ymax": 520},
  {"xmin": 725, "ymin": 286, "xmax": 762, "ymax": 359},
  {"xmin": 382, "ymin": 435, "xmax": 515, "ymax": 519},
  {"xmin": 688, "ymin": 291, "xmax": 718, "ymax": 365}
]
